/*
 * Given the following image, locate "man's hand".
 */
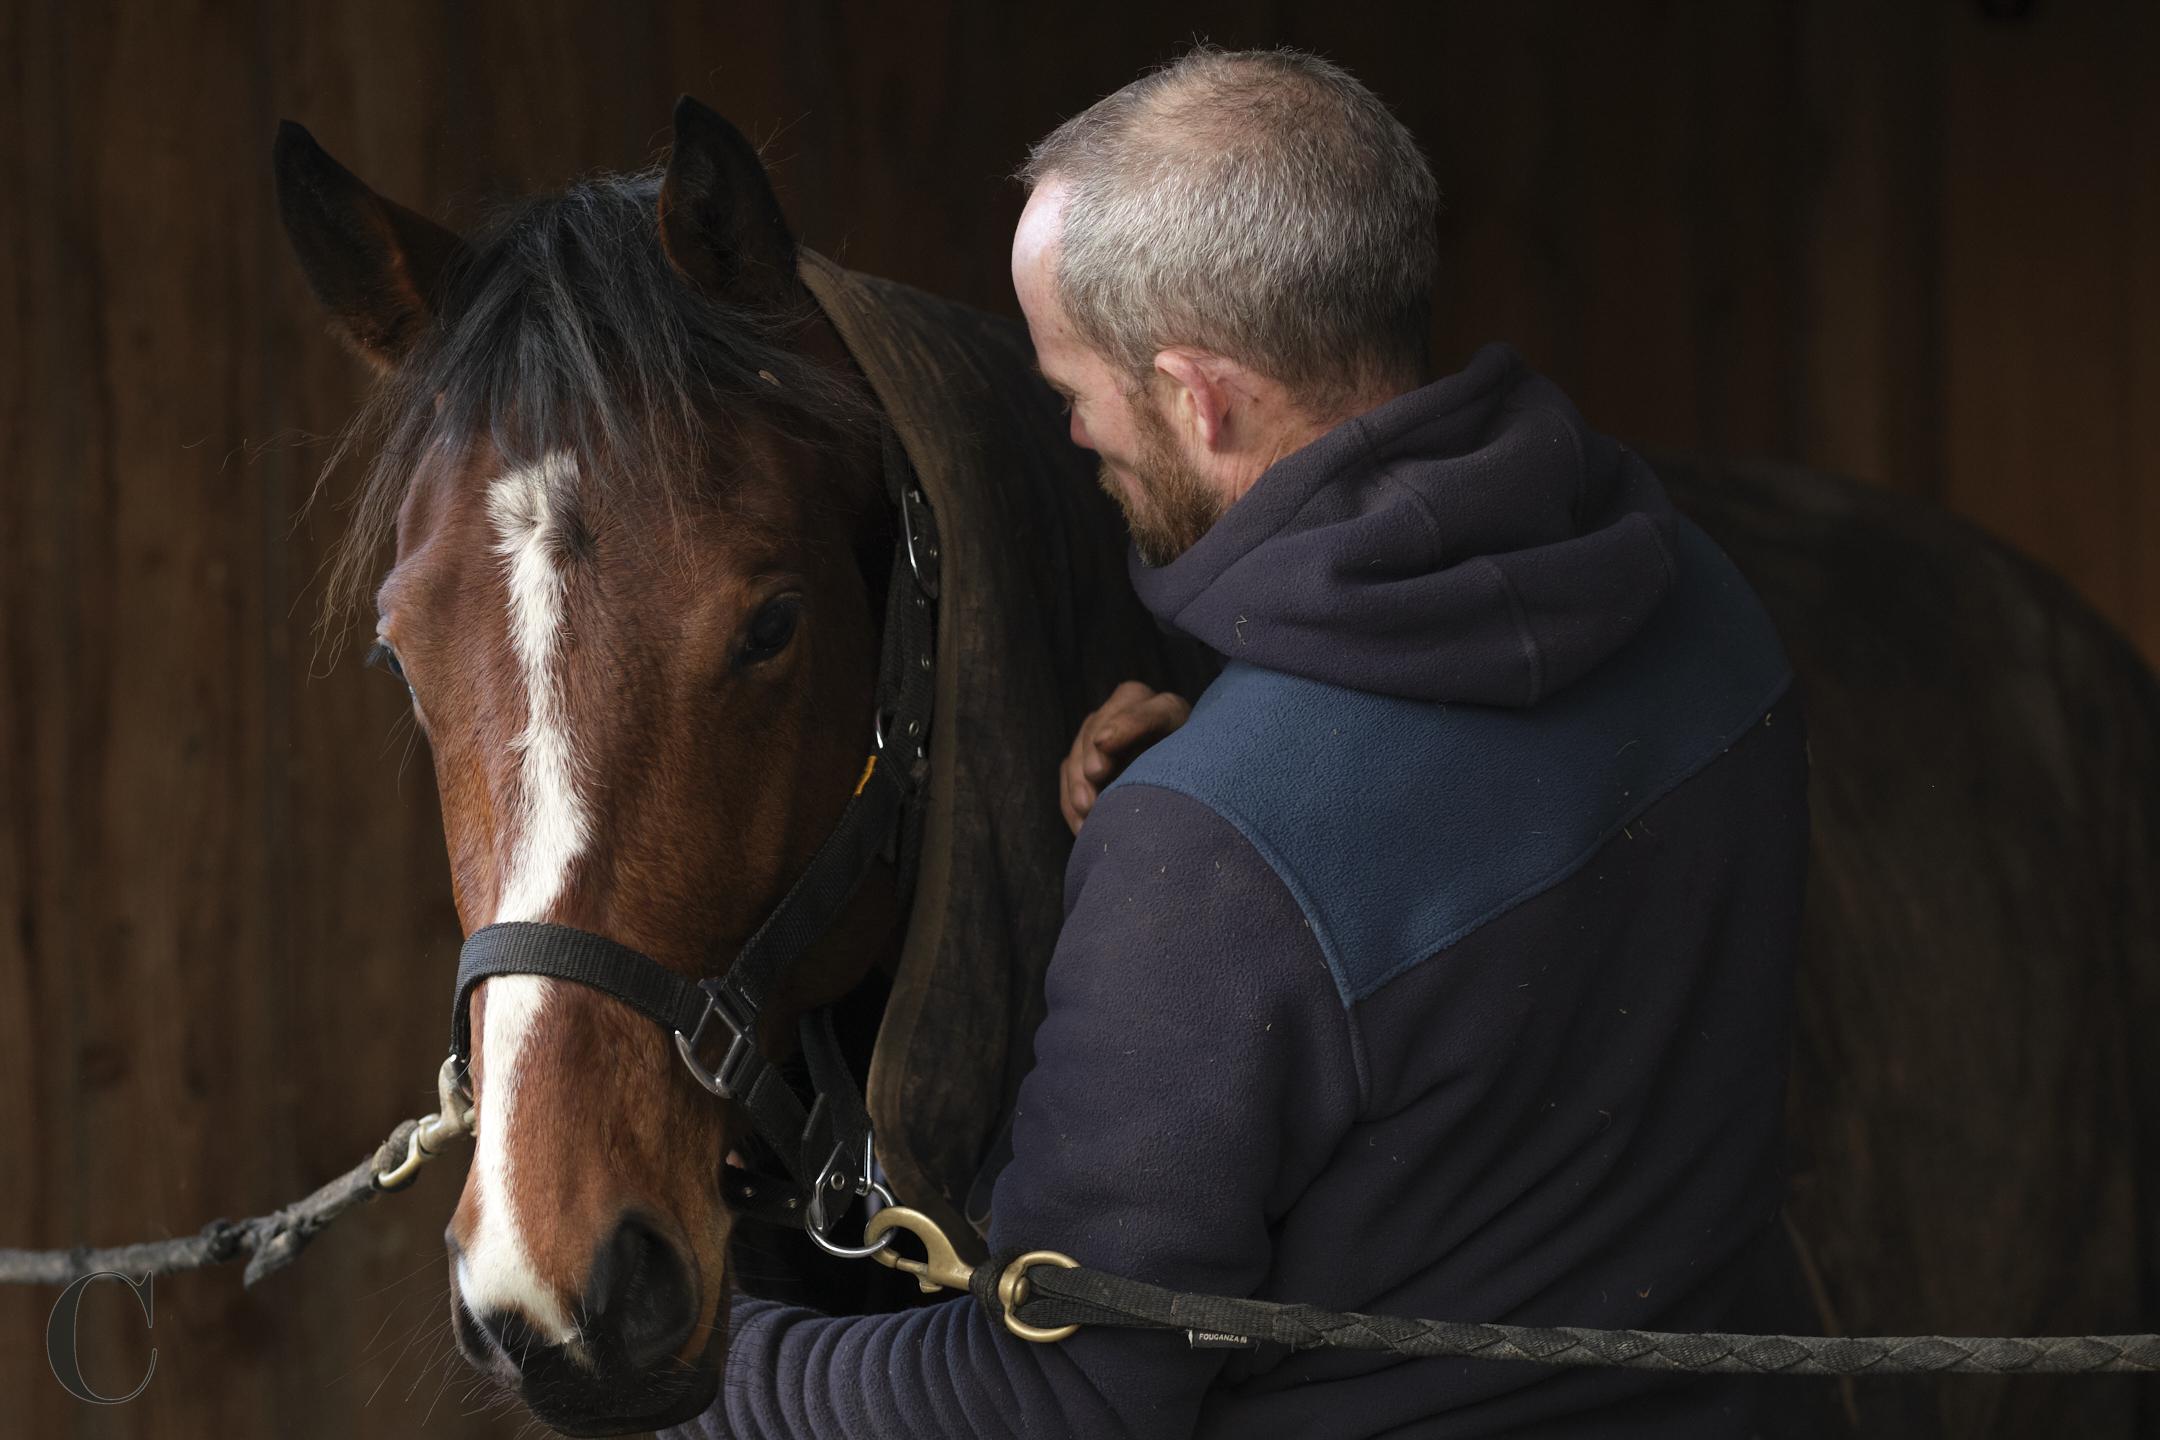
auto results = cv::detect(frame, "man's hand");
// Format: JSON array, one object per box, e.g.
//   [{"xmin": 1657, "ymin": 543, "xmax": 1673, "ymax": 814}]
[{"xmin": 1061, "ymin": 681, "xmax": 1192, "ymax": 834}]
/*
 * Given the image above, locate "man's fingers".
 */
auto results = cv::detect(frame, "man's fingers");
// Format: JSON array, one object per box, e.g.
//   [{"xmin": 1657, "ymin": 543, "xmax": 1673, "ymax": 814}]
[
  {"xmin": 1090, "ymin": 712, "xmax": 1139, "ymax": 759},
  {"xmin": 1063, "ymin": 772, "xmax": 1094, "ymax": 834},
  {"xmin": 1092, "ymin": 696, "xmax": 1189, "ymax": 758},
  {"xmin": 1139, "ymin": 692, "xmax": 1192, "ymax": 731},
  {"xmin": 1062, "ymin": 743, "xmax": 1104, "ymax": 832},
  {"xmin": 1074, "ymin": 692, "xmax": 1193, "ymax": 787},
  {"xmin": 1059, "ymin": 682, "xmax": 1191, "ymax": 835},
  {"xmin": 1090, "ymin": 706, "xmax": 1158, "ymax": 760}
]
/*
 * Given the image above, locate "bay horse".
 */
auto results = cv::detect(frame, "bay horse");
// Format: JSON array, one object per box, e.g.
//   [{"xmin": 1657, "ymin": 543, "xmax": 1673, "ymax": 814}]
[
  {"xmin": 275, "ymin": 96, "xmax": 1201, "ymax": 1434},
  {"xmin": 274, "ymin": 100, "xmax": 2160, "ymax": 1437}
]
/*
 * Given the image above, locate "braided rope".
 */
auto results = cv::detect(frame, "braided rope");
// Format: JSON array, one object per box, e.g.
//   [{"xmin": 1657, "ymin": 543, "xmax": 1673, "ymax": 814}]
[{"xmin": 1010, "ymin": 1262, "xmax": 2160, "ymax": 1376}]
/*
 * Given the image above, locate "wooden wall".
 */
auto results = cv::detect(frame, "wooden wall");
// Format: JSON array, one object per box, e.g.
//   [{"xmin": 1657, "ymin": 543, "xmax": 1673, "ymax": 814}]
[{"xmin": 1, "ymin": 2, "xmax": 2153, "ymax": 1436}]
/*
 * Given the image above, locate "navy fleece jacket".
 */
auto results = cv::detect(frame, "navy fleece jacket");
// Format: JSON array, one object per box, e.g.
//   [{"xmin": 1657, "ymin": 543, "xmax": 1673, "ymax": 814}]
[{"xmin": 665, "ymin": 343, "xmax": 1811, "ymax": 1438}]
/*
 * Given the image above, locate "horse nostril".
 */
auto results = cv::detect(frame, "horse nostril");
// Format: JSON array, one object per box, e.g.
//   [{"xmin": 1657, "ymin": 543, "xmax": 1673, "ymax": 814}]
[
  {"xmin": 463, "ymin": 1301, "xmax": 542, "ymax": 1370},
  {"xmin": 589, "ymin": 1214, "xmax": 697, "ymax": 1369}
]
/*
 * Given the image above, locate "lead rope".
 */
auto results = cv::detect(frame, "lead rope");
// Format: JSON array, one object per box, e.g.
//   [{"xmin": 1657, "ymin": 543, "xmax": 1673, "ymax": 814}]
[
  {"xmin": 0, "ymin": 1056, "xmax": 474, "ymax": 1289},
  {"xmin": 7, "ymin": 1107, "xmax": 2155, "ymax": 1380},
  {"xmin": 976, "ymin": 1252, "xmax": 2160, "ymax": 1377},
  {"xmin": 8, "ymin": 1105, "xmax": 2153, "ymax": 1380},
  {"xmin": 850, "ymin": 1204, "xmax": 2160, "ymax": 1379}
]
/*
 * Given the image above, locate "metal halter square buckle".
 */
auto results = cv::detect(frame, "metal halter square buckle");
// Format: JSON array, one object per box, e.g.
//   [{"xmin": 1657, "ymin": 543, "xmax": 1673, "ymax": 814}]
[
  {"xmin": 900, "ymin": 485, "xmax": 940, "ymax": 599},
  {"xmin": 672, "ymin": 980, "xmax": 758, "ymax": 1099}
]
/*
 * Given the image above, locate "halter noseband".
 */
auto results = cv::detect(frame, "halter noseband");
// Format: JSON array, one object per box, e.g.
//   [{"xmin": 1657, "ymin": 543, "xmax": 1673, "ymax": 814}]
[{"xmin": 446, "ymin": 420, "xmax": 939, "ymax": 1256}]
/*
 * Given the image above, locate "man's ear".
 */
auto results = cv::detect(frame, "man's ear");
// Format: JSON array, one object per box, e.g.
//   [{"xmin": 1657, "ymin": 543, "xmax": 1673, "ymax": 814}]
[
  {"xmin": 1152, "ymin": 349, "xmax": 1234, "ymax": 452},
  {"xmin": 658, "ymin": 96, "xmax": 800, "ymax": 307},
  {"xmin": 273, "ymin": 121, "xmax": 467, "ymax": 372}
]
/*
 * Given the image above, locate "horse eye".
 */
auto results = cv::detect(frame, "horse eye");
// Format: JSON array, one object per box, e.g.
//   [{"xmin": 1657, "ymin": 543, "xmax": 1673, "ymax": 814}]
[
  {"xmin": 365, "ymin": 641, "xmax": 407, "ymax": 682},
  {"xmin": 742, "ymin": 596, "xmax": 802, "ymax": 662}
]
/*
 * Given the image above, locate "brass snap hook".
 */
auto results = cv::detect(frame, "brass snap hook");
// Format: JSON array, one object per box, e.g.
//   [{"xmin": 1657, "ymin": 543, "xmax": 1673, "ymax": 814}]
[
  {"xmin": 374, "ymin": 1055, "xmax": 478, "ymax": 1192},
  {"xmin": 864, "ymin": 1206, "xmax": 974, "ymax": 1294},
  {"xmin": 863, "ymin": 1208, "xmax": 1081, "ymax": 1344}
]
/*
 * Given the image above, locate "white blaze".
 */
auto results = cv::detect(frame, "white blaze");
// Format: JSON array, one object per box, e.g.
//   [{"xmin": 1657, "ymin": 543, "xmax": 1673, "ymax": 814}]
[
  {"xmin": 460, "ymin": 452, "xmax": 589, "ymax": 1346},
  {"xmin": 490, "ymin": 451, "xmax": 592, "ymax": 921}
]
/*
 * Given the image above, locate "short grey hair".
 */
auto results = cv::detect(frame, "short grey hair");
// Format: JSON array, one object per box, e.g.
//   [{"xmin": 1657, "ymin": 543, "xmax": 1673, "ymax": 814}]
[{"xmin": 1019, "ymin": 46, "xmax": 1438, "ymax": 410}]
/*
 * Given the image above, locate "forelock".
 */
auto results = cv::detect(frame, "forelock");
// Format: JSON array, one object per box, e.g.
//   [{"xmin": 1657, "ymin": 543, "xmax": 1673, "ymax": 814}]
[{"xmin": 310, "ymin": 169, "xmax": 874, "ymax": 648}]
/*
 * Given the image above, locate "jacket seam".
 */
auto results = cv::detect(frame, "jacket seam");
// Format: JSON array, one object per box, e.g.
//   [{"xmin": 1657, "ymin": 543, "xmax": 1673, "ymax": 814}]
[
  {"xmin": 1100, "ymin": 779, "xmax": 1376, "ymax": 1115},
  {"xmin": 1350, "ymin": 664, "xmax": 1798, "ymax": 1003}
]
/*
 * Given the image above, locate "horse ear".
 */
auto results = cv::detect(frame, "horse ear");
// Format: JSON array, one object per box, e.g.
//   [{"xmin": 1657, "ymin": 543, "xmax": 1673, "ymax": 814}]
[
  {"xmin": 273, "ymin": 121, "xmax": 467, "ymax": 371},
  {"xmin": 658, "ymin": 96, "xmax": 799, "ymax": 306}
]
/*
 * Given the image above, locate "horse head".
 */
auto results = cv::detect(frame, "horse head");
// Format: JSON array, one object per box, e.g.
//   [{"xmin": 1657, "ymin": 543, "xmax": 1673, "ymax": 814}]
[{"xmin": 275, "ymin": 97, "xmax": 901, "ymax": 1434}]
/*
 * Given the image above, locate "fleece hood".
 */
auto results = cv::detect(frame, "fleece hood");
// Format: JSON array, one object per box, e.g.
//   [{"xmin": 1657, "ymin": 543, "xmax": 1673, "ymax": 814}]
[{"xmin": 1129, "ymin": 343, "xmax": 1681, "ymax": 707}]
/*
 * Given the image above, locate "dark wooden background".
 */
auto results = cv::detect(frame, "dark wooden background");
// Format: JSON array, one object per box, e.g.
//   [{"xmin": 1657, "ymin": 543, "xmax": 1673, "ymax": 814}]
[{"xmin": 3, "ymin": 2, "xmax": 2154, "ymax": 1436}]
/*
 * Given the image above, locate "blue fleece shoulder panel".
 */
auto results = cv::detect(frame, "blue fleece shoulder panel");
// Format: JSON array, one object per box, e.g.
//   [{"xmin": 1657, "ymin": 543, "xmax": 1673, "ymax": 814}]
[{"xmin": 1107, "ymin": 519, "xmax": 1794, "ymax": 1007}]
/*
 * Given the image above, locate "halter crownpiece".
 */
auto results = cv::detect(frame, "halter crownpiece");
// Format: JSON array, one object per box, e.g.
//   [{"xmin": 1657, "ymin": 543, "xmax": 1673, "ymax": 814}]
[{"xmin": 445, "ymin": 420, "xmax": 939, "ymax": 1257}]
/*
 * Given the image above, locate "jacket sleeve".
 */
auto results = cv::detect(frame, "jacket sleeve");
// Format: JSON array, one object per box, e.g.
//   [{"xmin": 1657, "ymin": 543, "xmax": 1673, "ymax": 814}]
[{"xmin": 659, "ymin": 783, "xmax": 1364, "ymax": 1440}]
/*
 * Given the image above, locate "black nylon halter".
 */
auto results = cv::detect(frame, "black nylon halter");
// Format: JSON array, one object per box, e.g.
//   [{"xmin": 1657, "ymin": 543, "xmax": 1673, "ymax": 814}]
[{"xmin": 448, "ymin": 421, "xmax": 938, "ymax": 1238}]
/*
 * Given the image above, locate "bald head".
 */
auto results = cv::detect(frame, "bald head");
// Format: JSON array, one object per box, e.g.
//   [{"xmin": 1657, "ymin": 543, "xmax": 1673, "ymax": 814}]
[{"xmin": 1017, "ymin": 46, "xmax": 1438, "ymax": 415}]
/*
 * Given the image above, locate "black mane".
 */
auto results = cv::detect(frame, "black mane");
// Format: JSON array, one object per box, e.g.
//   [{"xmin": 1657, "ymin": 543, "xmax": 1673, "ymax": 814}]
[{"xmin": 318, "ymin": 168, "xmax": 870, "ymax": 633}]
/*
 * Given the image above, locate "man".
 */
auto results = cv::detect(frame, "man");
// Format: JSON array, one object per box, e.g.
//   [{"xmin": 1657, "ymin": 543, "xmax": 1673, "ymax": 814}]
[{"xmin": 673, "ymin": 45, "xmax": 1811, "ymax": 1438}]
